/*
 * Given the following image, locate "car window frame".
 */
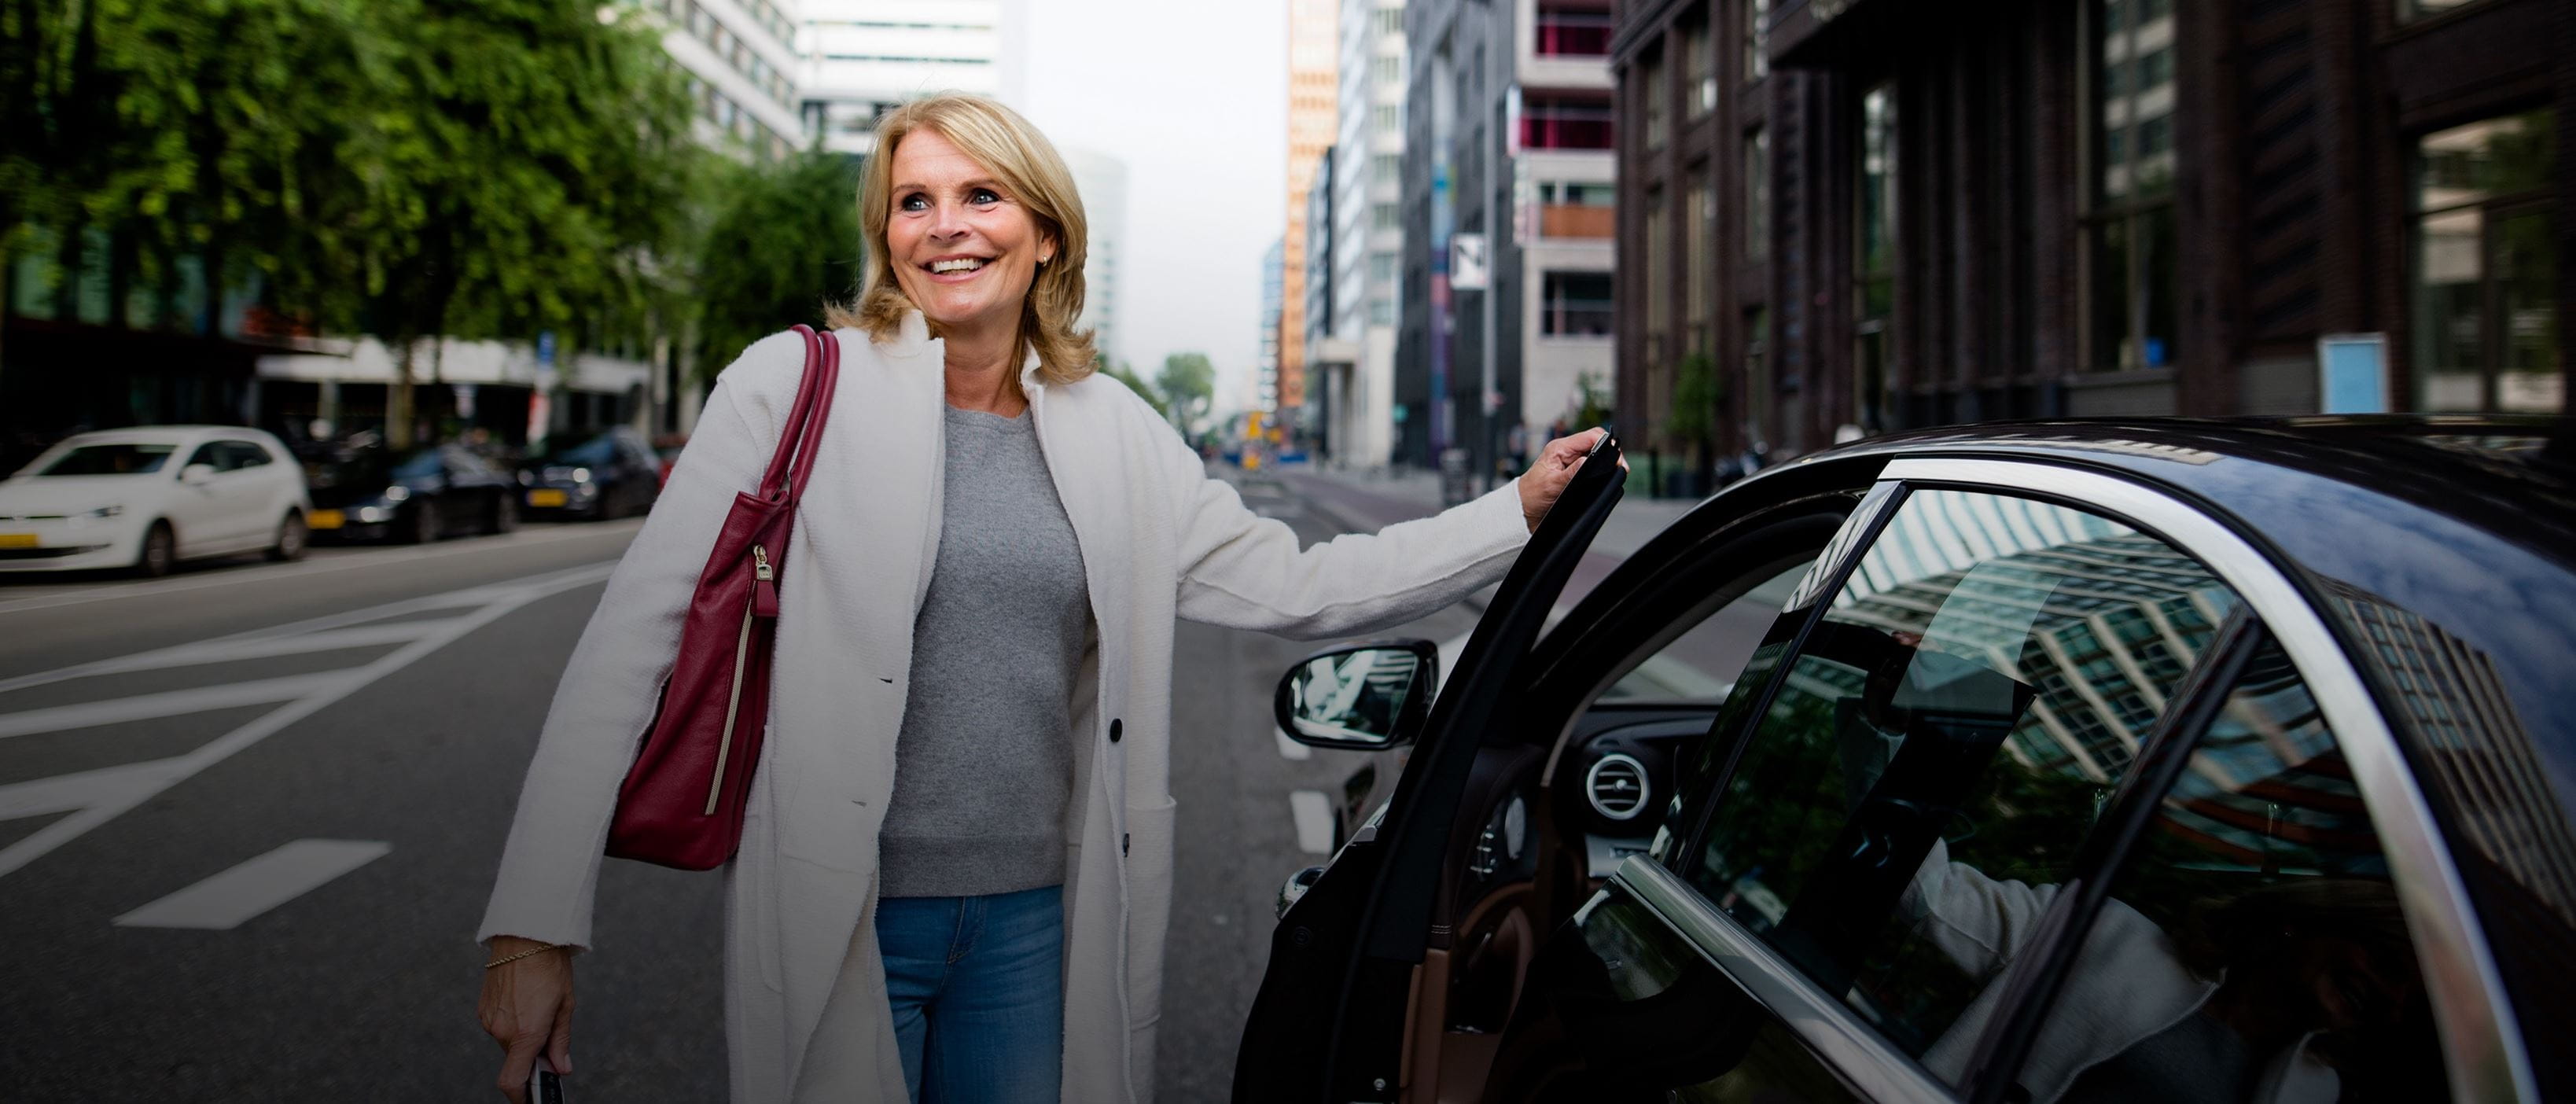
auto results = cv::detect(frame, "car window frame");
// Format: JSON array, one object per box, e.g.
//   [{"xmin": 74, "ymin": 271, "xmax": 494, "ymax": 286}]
[{"xmin": 1864, "ymin": 458, "xmax": 2530, "ymax": 1104}]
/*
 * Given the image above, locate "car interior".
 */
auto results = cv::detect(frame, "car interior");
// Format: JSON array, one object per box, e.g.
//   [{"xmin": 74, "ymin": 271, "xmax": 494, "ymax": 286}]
[{"xmin": 1384, "ymin": 491, "xmax": 1866, "ymax": 1103}]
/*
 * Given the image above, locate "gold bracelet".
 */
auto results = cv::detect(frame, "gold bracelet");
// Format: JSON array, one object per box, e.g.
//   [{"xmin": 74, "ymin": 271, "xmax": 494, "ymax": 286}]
[{"xmin": 484, "ymin": 942, "xmax": 568, "ymax": 969}]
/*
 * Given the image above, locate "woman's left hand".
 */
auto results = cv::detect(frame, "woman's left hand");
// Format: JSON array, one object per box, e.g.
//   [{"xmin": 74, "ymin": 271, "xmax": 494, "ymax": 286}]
[{"xmin": 1517, "ymin": 427, "xmax": 1622, "ymax": 533}]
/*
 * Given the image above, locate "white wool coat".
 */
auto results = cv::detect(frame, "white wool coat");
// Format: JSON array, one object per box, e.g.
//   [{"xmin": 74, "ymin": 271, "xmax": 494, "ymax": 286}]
[{"xmin": 479, "ymin": 316, "xmax": 1533, "ymax": 1103}]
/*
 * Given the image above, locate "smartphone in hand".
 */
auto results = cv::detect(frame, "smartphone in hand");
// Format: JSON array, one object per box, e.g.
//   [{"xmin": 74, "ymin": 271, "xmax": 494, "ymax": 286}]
[{"xmin": 529, "ymin": 1056, "xmax": 566, "ymax": 1104}]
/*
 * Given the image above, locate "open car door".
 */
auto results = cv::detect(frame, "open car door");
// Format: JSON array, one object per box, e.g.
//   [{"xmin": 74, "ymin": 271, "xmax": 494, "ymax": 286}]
[{"xmin": 1233, "ymin": 436, "xmax": 1627, "ymax": 1104}]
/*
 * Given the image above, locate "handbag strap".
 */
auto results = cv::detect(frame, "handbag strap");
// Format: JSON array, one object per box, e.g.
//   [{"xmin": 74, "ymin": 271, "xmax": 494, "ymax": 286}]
[{"xmin": 758, "ymin": 324, "xmax": 841, "ymax": 500}]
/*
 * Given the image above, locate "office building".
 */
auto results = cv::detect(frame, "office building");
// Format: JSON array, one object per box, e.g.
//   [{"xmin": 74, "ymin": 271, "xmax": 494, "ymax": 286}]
[
  {"xmin": 646, "ymin": 0, "xmax": 808, "ymax": 161},
  {"xmin": 1311, "ymin": 0, "xmax": 1411, "ymax": 470},
  {"xmin": 1611, "ymin": 0, "xmax": 2570, "ymax": 475},
  {"xmin": 1260, "ymin": 237, "xmax": 1287, "ymax": 413},
  {"xmin": 1062, "ymin": 147, "xmax": 1128, "ymax": 367},
  {"xmin": 1282, "ymin": 0, "xmax": 1342, "ymax": 426},
  {"xmin": 1397, "ymin": 0, "xmax": 1618, "ymax": 476},
  {"xmin": 800, "ymin": 0, "xmax": 1025, "ymax": 156}
]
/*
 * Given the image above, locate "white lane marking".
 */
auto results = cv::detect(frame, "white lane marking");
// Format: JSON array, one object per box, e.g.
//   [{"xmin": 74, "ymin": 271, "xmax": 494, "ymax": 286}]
[
  {"xmin": 1275, "ymin": 729, "xmax": 1312, "ymax": 761},
  {"xmin": 0, "ymin": 672, "xmax": 356, "ymax": 739},
  {"xmin": 0, "ymin": 520, "xmax": 640, "ymax": 616},
  {"xmin": 61, "ymin": 622, "xmax": 438, "ymax": 679},
  {"xmin": 1290, "ymin": 789, "xmax": 1335, "ymax": 855},
  {"xmin": 112, "ymin": 839, "xmax": 391, "ymax": 929},
  {"xmin": 0, "ymin": 758, "xmax": 186, "ymax": 820},
  {"xmin": 0, "ymin": 558, "xmax": 616, "ymax": 696},
  {"xmin": 0, "ymin": 562, "xmax": 615, "ymax": 880}
]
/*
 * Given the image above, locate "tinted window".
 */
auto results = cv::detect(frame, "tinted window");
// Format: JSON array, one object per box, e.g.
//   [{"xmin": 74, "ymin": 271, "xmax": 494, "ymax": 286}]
[
  {"xmin": 388, "ymin": 451, "xmax": 444, "ymax": 480},
  {"xmin": 221, "ymin": 440, "xmax": 274, "ymax": 469},
  {"xmin": 2014, "ymin": 638, "xmax": 2449, "ymax": 1103},
  {"xmin": 1684, "ymin": 489, "xmax": 2240, "ymax": 1080},
  {"xmin": 183, "ymin": 443, "xmax": 226, "ymax": 472},
  {"xmin": 548, "ymin": 433, "xmax": 619, "ymax": 466},
  {"xmin": 31, "ymin": 443, "xmax": 175, "ymax": 476}
]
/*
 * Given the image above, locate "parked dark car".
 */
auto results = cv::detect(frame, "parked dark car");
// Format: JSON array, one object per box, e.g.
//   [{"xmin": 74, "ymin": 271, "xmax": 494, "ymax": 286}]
[
  {"xmin": 307, "ymin": 444, "xmax": 519, "ymax": 544},
  {"xmin": 1237, "ymin": 418, "xmax": 2576, "ymax": 1104},
  {"xmin": 518, "ymin": 428, "xmax": 660, "ymax": 521}
]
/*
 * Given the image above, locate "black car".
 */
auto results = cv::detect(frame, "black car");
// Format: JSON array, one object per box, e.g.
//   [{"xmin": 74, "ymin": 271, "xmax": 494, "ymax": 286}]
[
  {"xmin": 1238, "ymin": 418, "xmax": 2576, "ymax": 1104},
  {"xmin": 307, "ymin": 444, "xmax": 519, "ymax": 543},
  {"xmin": 518, "ymin": 428, "xmax": 660, "ymax": 521}
]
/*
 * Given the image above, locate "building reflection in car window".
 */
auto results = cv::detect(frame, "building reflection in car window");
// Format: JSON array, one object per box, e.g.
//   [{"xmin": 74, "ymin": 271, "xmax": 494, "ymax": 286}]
[
  {"xmin": 1907, "ymin": 639, "xmax": 2447, "ymax": 1103},
  {"xmin": 1685, "ymin": 490, "xmax": 2241, "ymax": 1081}
]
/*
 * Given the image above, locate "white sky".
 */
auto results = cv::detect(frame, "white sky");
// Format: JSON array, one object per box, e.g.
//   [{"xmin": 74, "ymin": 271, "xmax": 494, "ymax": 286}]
[{"xmin": 1016, "ymin": 1, "xmax": 1285, "ymax": 414}]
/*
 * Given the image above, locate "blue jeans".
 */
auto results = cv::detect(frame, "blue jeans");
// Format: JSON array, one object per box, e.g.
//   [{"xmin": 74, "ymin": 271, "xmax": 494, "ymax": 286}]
[{"xmin": 874, "ymin": 885, "xmax": 1065, "ymax": 1104}]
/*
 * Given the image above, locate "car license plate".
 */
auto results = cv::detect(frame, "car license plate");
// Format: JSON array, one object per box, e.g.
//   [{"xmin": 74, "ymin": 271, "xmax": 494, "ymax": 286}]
[
  {"xmin": 0, "ymin": 533, "xmax": 36, "ymax": 549},
  {"xmin": 528, "ymin": 489, "xmax": 567, "ymax": 507},
  {"xmin": 307, "ymin": 510, "xmax": 344, "ymax": 530}
]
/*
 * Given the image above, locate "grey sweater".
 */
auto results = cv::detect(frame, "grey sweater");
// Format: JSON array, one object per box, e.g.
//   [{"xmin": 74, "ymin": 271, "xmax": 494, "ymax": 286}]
[{"xmin": 877, "ymin": 406, "xmax": 1091, "ymax": 898}]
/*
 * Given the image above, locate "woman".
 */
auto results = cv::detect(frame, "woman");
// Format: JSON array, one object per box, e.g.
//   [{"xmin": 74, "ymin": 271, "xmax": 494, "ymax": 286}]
[{"xmin": 475, "ymin": 94, "xmax": 1606, "ymax": 1104}]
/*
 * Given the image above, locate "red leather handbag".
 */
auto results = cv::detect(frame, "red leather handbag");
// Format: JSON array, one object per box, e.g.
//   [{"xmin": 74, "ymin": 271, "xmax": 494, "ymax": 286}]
[{"xmin": 606, "ymin": 324, "xmax": 840, "ymax": 870}]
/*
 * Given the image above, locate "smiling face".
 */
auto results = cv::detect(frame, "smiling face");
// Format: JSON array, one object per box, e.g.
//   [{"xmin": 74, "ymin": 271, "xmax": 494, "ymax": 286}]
[{"xmin": 885, "ymin": 127, "xmax": 1056, "ymax": 344}]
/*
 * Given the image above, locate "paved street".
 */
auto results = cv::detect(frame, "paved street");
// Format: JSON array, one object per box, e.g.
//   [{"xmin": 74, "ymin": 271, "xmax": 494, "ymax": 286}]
[{"xmin": 0, "ymin": 465, "xmax": 1577, "ymax": 1102}]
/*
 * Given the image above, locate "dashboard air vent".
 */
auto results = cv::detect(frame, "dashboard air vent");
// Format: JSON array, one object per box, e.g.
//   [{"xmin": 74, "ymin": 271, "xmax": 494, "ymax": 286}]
[{"xmin": 1586, "ymin": 753, "xmax": 1649, "ymax": 822}]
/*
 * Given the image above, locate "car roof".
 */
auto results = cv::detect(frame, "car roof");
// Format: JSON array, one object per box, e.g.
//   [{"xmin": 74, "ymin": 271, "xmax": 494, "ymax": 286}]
[
  {"xmin": 1799, "ymin": 414, "xmax": 2576, "ymax": 572},
  {"xmin": 55, "ymin": 425, "xmax": 273, "ymax": 446}
]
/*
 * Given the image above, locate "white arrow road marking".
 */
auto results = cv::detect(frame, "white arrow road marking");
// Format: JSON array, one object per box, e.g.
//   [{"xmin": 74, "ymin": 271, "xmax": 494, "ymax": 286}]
[
  {"xmin": 1289, "ymin": 789, "xmax": 1335, "ymax": 855},
  {"xmin": 0, "ymin": 672, "xmax": 359, "ymax": 740},
  {"xmin": 0, "ymin": 561, "xmax": 616, "ymax": 881},
  {"xmin": 112, "ymin": 839, "xmax": 391, "ymax": 929}
]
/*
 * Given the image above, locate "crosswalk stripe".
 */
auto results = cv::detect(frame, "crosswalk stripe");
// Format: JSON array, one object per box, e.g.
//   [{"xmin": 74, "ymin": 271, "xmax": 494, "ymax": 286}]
[
  {"xmin": 0, "ymin": 758, "xmax": 186, "ymax": 821},
  {"xmin": 0, "ymin": 672, "xmax": 357, "ymax": 740},
  {"xmin": 1289, "ymin": 790, "xmax": 1335, "ymax": 855},
  {"xmin": 112, "ymin": 839, "xmax": 391, "ymax": 929}
]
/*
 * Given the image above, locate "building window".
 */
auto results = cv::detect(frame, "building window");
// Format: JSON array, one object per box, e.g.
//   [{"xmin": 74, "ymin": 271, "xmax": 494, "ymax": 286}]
[
  {"xmin": 1370, "ymin": 253, "xmax": 1397, "ymax": 284},
  {"xmin": 1370, "ymin": 297, "xmax": 1396, "ymax": 326},
  {"xmin": 1686, "ymin": 17, "xmax": 1715, "ymax": 118},
  {"xmin": 1646, "ymin": 188, "xmax": 1669, "ymax": 368},
  {"xmin": 1642, "ymin": 47, "xmax": 1667, "ymax": 149},
  {"xmin": 1535, "ymin": 3, "xmax": 1614, "ymax": 57},
  {"xmin": 1374, "ymin": 55, "xmax": 1403, "ymax": 87},
  {"xmin": 1542, "ymin": 272, "xmax": 1615, "ymax": 337},
  {"xmin": 1855, "ymin": 83, "xmax": 1897, "ymax": 431},
  {"xmin": 1540, "ymin": 181, "xmax": 1614, "ymax": 206},
  {"xmin": 1374, "ymin": 105, "xmax": 1402, "ymax": 135},
  {"xmin": 1522, "ymin": 95, "xmax": 1615, "ymax": 150},
  {"xmin": 1372, "ymin": 203, "xmax": 1400, "ymax": 232},
  {"xmin": 2412, "ymin": 109, "xmax": 2559, "ymax": 412},
  {"xmin": 1688, "ymin": 172, "xmax": 1713, "ymax": 351},
  {"xmin": 1373, "ymin": 154, "xmax": 1401, "ymax": 186},
  {"xmin": 1745, "ymin": 305, "xmax": 1770, "ymax": 443},
  {"xmin": 1745, "ymin": 0, "xmax": 1770, "ymax": 83},
  {"xmin": 1744, "ymin": 128, "xmax": 1769, "ymax": 264},
  {"xmin": 2085, "ymin": 0, "xmax": 2178, "ymax": 372},
  {"xmin": 1374, "ymin": 7, "xmax": 1403, "ymax": 37}
]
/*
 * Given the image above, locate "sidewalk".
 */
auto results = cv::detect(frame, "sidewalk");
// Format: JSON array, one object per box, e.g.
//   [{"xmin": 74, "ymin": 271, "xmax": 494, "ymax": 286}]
[{"xmin": 1263, "ymin": 462, "xmax": 1704, "ymax": 613}]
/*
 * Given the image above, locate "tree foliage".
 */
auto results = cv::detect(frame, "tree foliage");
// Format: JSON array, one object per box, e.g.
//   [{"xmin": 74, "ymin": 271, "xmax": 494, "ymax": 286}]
[
  {"xmin": 691, "ymin": 149, "xmax": 863, "ymax": 377},
  {"xmin": 1155, "ymin": 351, "xmax": 1215, "ymax": 434}
]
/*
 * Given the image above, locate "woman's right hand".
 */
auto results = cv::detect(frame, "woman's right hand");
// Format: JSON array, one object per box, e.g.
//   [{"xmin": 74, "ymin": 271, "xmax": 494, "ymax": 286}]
[{"xmin": 478, "ymin": 937, "xmax": 576, "ymax": 1102}]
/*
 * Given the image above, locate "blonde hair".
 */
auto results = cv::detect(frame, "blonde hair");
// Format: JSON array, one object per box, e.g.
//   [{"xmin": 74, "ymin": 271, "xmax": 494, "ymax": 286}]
[{"xmin": 829, "ymin": 94, "xmax": 1096, "ymax": 386}]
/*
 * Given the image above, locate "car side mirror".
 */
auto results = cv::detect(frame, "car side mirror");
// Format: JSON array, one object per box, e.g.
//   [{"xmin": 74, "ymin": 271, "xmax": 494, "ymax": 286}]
[
  {"xmin": 1273, "ymin": 638, "xmax": 1439, "ymax": 751},
  {"xmin": 180, "ymin": 463, "xmax": 216, "ymax": 486}
]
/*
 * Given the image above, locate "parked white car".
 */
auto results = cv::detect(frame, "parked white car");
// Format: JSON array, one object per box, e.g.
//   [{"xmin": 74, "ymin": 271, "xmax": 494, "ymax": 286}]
[{"xmin": 0, "ymin": 426, "xmax": 314, "ymax": 576}]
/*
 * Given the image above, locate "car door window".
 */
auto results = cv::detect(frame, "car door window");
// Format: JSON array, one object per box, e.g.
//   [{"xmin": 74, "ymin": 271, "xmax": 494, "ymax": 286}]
[
  {"xmin": 221, "ymin": 440, "xmax": 274, "ymax": 469},
  {"xmin": 1599, "ymin": 561, "xmax": 1812, "ymax": 702},
  {"xmin": 1684, "ymin": 488, "xmax": 2243, "ymax": 1083},
  {"xmin": 181, "ymin": 443, "xmax": 225, "ymax": 474},
  {"xmin": 2005, "ymin": 637, "xmax": 2450, "ymax": 1104}
]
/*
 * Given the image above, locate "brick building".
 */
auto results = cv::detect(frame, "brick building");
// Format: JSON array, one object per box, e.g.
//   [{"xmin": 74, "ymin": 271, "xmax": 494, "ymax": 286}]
[{"xmin": 1612, "ymin": 0, "xmax": 2571, "ymax": 466}]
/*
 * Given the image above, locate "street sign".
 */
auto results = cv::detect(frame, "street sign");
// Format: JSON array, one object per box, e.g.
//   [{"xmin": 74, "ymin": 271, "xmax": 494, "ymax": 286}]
[
  {"xmin": 2317, "ymin": 333, "xmax": 2387, "ymax": 414},
  {"xmin": 1452, "ymin": 234, "xmax": 1489, "ymax": 292}
]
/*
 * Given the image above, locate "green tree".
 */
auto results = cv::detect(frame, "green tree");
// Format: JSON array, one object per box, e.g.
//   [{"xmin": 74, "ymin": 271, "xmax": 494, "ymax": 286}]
[
  {"xmin": 1098, "ymin": 356, "xmax": 1167, "ymax": 418},
  {"xmin": 1155, "ymin": 351, "xmax": 1216, "ymax": 435},
  {"xmin": 1663, "ymin": 351, "xmax": 1720, "ymax": 495},
  {"xmin": 690, "ymin": 149, "xmax": 864, "ymax": 380},
  {"xmin": 326, "ymin": 0, "xmax": 700, "ymax": 447}
]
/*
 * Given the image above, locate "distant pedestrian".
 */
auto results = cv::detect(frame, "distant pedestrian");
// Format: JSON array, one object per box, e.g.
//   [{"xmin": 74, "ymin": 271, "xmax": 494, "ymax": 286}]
[{"xmin": 473, "ymin": 92, "xmax": 1612, "ymax": 1104}]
